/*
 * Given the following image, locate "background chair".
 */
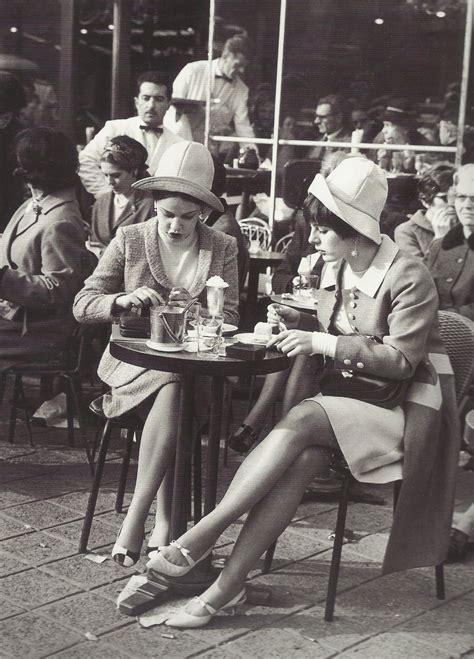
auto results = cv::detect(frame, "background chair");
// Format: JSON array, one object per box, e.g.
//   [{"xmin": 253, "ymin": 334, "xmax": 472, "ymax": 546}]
[
  {"xmin": 275, "ymin": 231, "xmax": 295, "ymax": 253},
  {"xmin": 263, "ymin": 310, "xmax": 474, "ymax": 622},
  {"xmin": 238, "ymin": 219, "xmax": 272, "ymax": 252}
]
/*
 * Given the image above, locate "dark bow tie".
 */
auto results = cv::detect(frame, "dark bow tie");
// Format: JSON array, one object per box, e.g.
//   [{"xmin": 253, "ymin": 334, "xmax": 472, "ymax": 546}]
[
  {"xmin": 139, "ymin": 125, "xmax": 163, "ymax": 133},
  {"xmin": 215, "ymin": 74, "xmax": 233, "ymax": 83}
]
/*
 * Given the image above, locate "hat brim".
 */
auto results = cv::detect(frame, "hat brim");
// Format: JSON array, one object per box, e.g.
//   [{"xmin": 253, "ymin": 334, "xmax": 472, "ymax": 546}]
[
  {"xmin": 132, "ymin": 176, "xmax": 224, "ymax": 213},
  {"xmin": 308, "ymin": 173, "xmax": 382, "ymax": 244}
]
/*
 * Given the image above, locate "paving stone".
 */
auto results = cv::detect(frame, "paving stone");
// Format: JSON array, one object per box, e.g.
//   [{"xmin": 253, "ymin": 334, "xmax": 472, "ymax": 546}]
[
  {"xmin": 305, "ymin": 502, "xmax": 393, "ymax": 537},
  {"xmin": 1, "ymin": 530, "xmax": 77, "ymax": 566},
  {"xmin": 193, "ymin": 648, "xmax": 243, "ymax": 659},
  {"xmin": 223, "ymin": 626, "xmax": 333, "ymax": 658},
  {"xmin": 39, "ymin": 553, "xmax": 136, "ymax": 590},
  {"xmin": 38, "ymin": 592, "xmax": 131, "ymax": 635},
  {"xmin": 2, "ymin": 500, "xmax": 82, "ymax": 530},
  {"xmin": 51, "ymin": 489, "xmax": 131, "ymax": 515},
  {"xmin": 0, "ymin": 567, "xmax": 81, "ymax": 607},
  {"xmin": 0, "ymin": 550, "xmax": 30, "ymax": 576},
  {"xmin": 338, "ymin": 631, "xmax": 454, "ymax": 658},
  {"xmin": 45, "ymin": 518, "xmax": 117, "ymax": 550},
  {"xmin": 0, "ymin": 485, "xmax": 37, "ymax": 508},
  {"xmin": 0, "ymin": 461, "xmax": 50, "ymax": 483},
  {"xmin": 11, "ymin": 448, "xmax": 92, "ymax": 466},
  {"xmin": 101, "ymin": 624, "xmax": 210, "ymax": 657},
  {"xmin": 0, "ymin": 596, "xmax": 27, "ymax": 620},
  {"xmin": 0, "ymin": 611, "xmax": 83, "ymax": 657},
  {"xmin": 7, "ymin": 477, "xmax": 84, "ymax": 500},
  {"xmin": 0, "ymin": 446, "xmax": 37, "ymax": 460},
  {"xmin": 0, "ymin": 512, "xmax": 35, "ymax": 540},
  {"xmin": 51, "ymin": 640, "xmax": 134, "ymax": 658},
  {"xmin": 91, "ymin": 576, "xmax": 135, "ymax": 603}
]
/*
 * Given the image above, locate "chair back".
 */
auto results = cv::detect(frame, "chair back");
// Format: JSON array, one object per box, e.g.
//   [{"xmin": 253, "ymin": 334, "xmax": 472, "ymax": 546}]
[
  {"xmin": 282, "ymin": 159, "xmax": 321, "ymax": 210},
  {"xmin": 438, "ymin": 310, "xmax": 474, "ymax": 404},
  {"xmin": 275, "ymin": 231, "xmax": 294, "ymax": 253},
  {"xmin": 238, "ymin": 219, "xmax": 272, "ymax": 251}
]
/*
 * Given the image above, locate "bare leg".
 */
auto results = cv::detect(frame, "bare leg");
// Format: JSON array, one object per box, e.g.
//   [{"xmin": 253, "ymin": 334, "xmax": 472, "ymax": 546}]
[
  {"xmin": 116, "ymin": 382, "xmax": 181, "ymax": 552},
  {"xmin": 153, "ymin": 401, "xmax": 335, "ymax": 567},
  {"xmin": 178, "ymin": 446, "xmax": 331, "ymax": 616},
  {"xmin": 244, "ymin": 369, "xmax": 290, "ymax": 431},
  {"xmin": 147, "ymin": 470, "xmax": 174, "ymax": 548},
  {"xmin": 281, "ymin": 354, "xmax": 320, "ymax": 416}
]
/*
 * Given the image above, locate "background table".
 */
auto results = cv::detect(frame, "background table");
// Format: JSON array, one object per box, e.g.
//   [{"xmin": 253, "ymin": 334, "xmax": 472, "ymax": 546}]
[
  {"xmin": 244, "ymin": 251, "xmax": 283, "ymax": 330},
  {"xmin": 110, "ymin": 334, "xmax": 289, "ymax": 541},
  {"xmin": 271, "ymin": 293, "xmax": 319, "ymax": 314}
]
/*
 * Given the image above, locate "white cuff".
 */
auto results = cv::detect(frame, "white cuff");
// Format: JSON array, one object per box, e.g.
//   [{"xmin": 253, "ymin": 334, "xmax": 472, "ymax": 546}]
[{"xmin": 311, "ymin": 332, "xmax": 337, "ymax": 357}]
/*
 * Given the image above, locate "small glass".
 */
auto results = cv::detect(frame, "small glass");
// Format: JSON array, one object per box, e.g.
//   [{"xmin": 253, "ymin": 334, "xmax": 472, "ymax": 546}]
[
  {"xmin": 183, "ymin": 301, "xmax": 201, "ymax": 352},
  {"xmin": 197, "ymin": 310, "xmax": 224, "ymax": 357},
  {"xmin": 292, "ymin": 274, "xmax": 319, "ymax": 300}
]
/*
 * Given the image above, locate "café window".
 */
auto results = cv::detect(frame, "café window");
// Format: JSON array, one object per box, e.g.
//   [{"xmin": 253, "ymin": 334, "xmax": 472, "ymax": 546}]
[{"xmin": 206, "ymin": 0, "xmax": 473, "ymax": 232}]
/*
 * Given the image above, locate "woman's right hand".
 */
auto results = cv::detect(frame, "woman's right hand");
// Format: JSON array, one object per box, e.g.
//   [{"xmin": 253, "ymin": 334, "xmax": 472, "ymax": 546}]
[
  {"xmin": 430, "ymin": 205, "xmax": 458, "ymax": 239},
  {"xmin": 267, "ymin": 303, "xmax": 300, "ymax": 329},
  {"xmin": 114, "ymin": 286, "xmax": 162, "ymax": 312}
]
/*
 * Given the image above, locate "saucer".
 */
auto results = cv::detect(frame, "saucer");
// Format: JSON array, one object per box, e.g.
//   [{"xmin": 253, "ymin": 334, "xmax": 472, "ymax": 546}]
[{"xmin": 146, "ymin": 340, "xmax": 182, "ymax": 353}]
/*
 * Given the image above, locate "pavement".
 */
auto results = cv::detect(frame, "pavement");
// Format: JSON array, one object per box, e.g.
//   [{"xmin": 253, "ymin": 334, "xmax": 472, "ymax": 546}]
[{"xmin": 1, "ymin": 377, "xmax": 474, "ymax": 658}]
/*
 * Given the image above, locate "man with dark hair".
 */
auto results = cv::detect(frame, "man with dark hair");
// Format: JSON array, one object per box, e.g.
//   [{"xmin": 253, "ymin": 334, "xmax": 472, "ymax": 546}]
[
  {"xmin": 79, "ymin": 71, "xmax": 182, "ymax": 198},
  {"xmin": 164, "ymin": 35, "xmax": 256, "ymax": 152},
  {"xmin": 0, "ymin": 72, "xmax": 27, "ymax": 231},
  {"xmin": 307, "ymin": 94, "xmax": 352, "ymax": 165}
]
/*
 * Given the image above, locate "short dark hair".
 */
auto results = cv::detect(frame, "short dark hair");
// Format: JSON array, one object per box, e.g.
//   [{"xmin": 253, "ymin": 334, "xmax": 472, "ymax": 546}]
[
  {"xmin": 14, "ymin": 127, "xmax": 78, "ymax": 193},
  {"xmin": 303, "ymin": 194, "xmax": 361, "ymax": 240},
  {"xmin": 152, "ymin": 190, "xmax": 203, "ymax": 206},
  {"xmin": 418, "ymin": 162, "xmax": 456, "ymax": 205},
  {"xmin": 0, "ymin": 72, "xmax": 27, "ymax": 114},
  {"xmin": 101, "ymin": 135, "xmax": 149, "ymax": 178},
  {"xmin": 318, "ymin": 94, "xmax": 348, "ymax": 120},
  {"xmin": 223, "ymin": 35, "xmax": 251, "ymax": 60},
  {"xmin": 135, "ymin": 71, "xmax": 172, "ymax": 100}
]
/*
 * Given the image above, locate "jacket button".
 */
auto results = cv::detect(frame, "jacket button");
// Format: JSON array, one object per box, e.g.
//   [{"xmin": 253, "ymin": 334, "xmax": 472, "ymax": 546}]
[
  {"xmin": 445, "ymin": 277, "xmax": 453, "ymax": 283},
  {"xmin": 357, "ymin": 362, "xmax": 365, "ymax": 369},
  {"xmin": 350, "ymin": 313, "xmax": 356, "ymax": 320},
  {"xmin": 350, "ymin": 302, "xmax": 357, "ymax": 308},
  {"xmin": 456, "ymin": 257, "xmax": 463, "ymax": 263},
  {"xmin": 349, "ymin": 292, "xmax": 355, "ymax": 299},
  {"xmin": 343, "ymin": 359, "xmax": 351, "ymax": 366}
]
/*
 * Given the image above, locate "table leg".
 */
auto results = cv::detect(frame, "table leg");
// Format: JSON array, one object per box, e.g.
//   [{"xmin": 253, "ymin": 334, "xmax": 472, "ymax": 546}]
[
  {"xmin": 170, "ymin": 374, "xmax": 194, "ymax": 540},
  {"xmin": 244, "ymin": 263, "xmax": 260, "ymax": 330},
  {"xmin": 204, "ymin": 376, "xmax": 225, "ymax": 515}
]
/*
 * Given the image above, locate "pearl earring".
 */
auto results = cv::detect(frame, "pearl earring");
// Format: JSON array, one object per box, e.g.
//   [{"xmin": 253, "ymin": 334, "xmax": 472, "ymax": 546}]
[
  {"xmin": 199, "ymin": 212, "xmax": 205, "ymax": 221},
  {"xmin": 350, "ymin": 240, "xmax": 359, "ymax": 258}
]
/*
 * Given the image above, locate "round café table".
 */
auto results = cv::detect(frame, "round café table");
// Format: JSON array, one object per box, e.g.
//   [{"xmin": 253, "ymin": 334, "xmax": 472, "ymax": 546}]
[
  {"xmin": 110, "ymin": 336, "xmax": 289, "ymax": 542},
  {"xmin": 270, "ymin": 292, "xmax": 319, "ymax": 314}
]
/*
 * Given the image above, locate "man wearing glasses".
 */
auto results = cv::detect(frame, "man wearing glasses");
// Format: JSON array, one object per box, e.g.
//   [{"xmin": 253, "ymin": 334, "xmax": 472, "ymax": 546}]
[
  {"xmin": 307, "ymin": 94, "xmax": 352, "ymax": 165},
  {"xmin": 426, "ymin": 163, "xmax": 474, "ymax": 321}
]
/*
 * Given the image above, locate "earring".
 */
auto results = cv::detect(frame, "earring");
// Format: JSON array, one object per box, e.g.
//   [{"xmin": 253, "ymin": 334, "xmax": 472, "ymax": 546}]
[
  {"xmin": 198, "ymin": 212, "xmax": 205, "ymax": 221},
  {"xmin": 350, "ymin": 240, "xmax": 359, "ymax": 258}
]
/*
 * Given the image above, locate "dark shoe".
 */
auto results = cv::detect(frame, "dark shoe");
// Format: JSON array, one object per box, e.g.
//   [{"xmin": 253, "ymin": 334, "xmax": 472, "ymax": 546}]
[
  {"xmin": 446, "ymin": 529, "xmax": 470, "ymax": 563},
  {"xmin": 227, "ymin": 424, "xmax": 260, "ymax": 455}
]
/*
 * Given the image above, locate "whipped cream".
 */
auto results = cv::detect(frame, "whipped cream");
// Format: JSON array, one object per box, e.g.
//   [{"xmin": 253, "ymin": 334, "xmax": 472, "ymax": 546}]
[{"xmin": 206, "ymin": 276, "xmax": 229, "ymax": 288}]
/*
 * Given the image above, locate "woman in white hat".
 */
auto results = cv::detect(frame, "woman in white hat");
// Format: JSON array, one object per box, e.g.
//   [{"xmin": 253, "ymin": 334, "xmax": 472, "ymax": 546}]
[
  {"xmin": 149, "ymin": 156, "xmax": 459, "ymax": 628},
  {"xmin": 73, "ymin": 141, "xmax": 239, "ymax": 566}
]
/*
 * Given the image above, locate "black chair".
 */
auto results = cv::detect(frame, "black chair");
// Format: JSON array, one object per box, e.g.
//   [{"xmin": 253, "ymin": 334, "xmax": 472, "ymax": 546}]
[
  {"xmin": 263, "ymin": 310, "xmax": 474, "ymax": 622},
  {"xmin": 282, "ymin": 159, "xmax": 321, "ymax": 211},
  {"xmin": 0, "ymin": 326, "xmax": 94, "ymax": 468}
]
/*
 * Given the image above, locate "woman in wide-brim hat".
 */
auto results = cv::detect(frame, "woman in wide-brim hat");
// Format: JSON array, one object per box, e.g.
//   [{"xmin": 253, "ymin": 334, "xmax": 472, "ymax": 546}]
[
  {"xmin": 73, "ymin": 141, "xmax": 239, "ymax": 567},
  {"xmin": 148, "ymin": 156, "xmax": 459, "ymax": 629}
]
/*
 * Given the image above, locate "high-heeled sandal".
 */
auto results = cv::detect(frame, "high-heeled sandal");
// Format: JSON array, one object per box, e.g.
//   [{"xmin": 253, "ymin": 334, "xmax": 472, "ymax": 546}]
[
  {"xmin": 146, "ymin": 539, "xmax": 212, "ymax": 577},
  {"xmin": 111, "ymin": 522, "xmax": 143, "ymax": 567},
  {"xmin": 165, "ymin": 588, "xmax": 246, "ymax": 629},
  {"xmin": 227, "ymin": 424, "xmax": 260, "ymax": 455}
]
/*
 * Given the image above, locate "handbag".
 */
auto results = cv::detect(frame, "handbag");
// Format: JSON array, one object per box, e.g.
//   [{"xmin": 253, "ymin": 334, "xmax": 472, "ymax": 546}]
[{"xmin": 319, "ymin": 365, "xmax": 409, "ymax": 409}]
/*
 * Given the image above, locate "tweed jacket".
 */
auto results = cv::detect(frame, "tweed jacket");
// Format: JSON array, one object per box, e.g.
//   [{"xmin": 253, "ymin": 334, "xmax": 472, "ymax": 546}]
[
  {"xmin": 425, "ymin": 223, "xmax": 474, "ymax": 321},
  {"xmin": 73, "ymin": 219, "xmax": 239, "ymax": 393},
  {"xmin": 90, "ymin": 189, "xmax": 155, "ymax": 251},
  {"xmin": 394, "ymin": 209, "xmax": 435, "ymax": 259},
  {"xmin": 299, "ymin": 236, "xmax": 460, "ymax": 574},
  {"xmin": 78, "ymin": 117, "xmax": 184, "ymax": 198}
]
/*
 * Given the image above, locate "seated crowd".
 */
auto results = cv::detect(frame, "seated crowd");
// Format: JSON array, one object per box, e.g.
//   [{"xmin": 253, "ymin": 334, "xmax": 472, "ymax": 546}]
[{"xmin": 0, "ymin": 55, "xmax": 473, "ymax": 629}]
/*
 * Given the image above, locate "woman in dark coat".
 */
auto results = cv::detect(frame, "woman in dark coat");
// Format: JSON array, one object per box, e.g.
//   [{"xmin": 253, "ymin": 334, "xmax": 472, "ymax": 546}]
[
  {"xmin": 146, "ymin": 157, "xmax": 459, "ymax": 629},
  {"xmin": 0, "ymin": 127, "xmax": 91, "ymax": 363},
  {"xmin": 90, "ymin": 135, "xmax": 154, "ymax": 253}
]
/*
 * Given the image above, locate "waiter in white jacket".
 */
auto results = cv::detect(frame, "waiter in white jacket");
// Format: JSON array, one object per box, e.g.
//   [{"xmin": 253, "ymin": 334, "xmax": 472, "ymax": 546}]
[{"xmin": 79, "ymin": 72, "xmax": 183, "ymax": 199}]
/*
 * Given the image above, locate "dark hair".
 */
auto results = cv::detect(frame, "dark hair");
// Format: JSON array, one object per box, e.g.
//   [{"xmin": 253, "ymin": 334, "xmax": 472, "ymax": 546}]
[
  {"xmin": 101, "ymin": 135, "xmax": 149, "ymax": 178},
  {"xmin": 303, "ymin": 193, "xmax": 361, "ymax": 240},
  {"xmin": 0, "ymin": 72, "xmax": 27, "ymax": 114},
  {"xmin": 210, "ymin": 155, "xmax": 227, "ymax": 197},
  {"xmin": 14, "ymin": 127, "xmax": 78, "ymax": 193},
  {"xmin": 318, "ymin": 94, "xmax": 348, "ymax": 122},
  {"xmin": 135, "ymin": 71, "xmax": 172, "ymax": 100},
  {"xmin": 152, "ymin": 190, "xmax": 203, "ymax": 206},
  {"xmin": 418, "ymin": 162, "xmax": 455, "ymax": 205},
  {"xmin": 222, "ymin": 35, "xmax": 251, "ymax": 60}
]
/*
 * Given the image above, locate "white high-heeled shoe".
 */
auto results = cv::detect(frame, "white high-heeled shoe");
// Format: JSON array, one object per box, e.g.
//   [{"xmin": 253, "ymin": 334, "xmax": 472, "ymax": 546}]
[
  {"xmin": 165, "ymin": 588, "xmax": 247, "ymax": 629},
  {"xmin": 146, "ymin": 539, "xmax": 212, "ymax": 577}
]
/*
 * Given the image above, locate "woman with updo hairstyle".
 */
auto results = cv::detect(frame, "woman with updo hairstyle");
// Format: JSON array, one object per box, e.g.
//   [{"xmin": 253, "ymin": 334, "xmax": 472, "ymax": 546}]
[
  {"xmin": 394, "ymin": 161, "xmax": 457, "ymax": 258},
  {"xmin": 90, "ymin": 135, "xmax": 154, "ymax": 252},
  {"xmin": 0, "ymin": 127, "xmax": 91, "ymax": 362}
]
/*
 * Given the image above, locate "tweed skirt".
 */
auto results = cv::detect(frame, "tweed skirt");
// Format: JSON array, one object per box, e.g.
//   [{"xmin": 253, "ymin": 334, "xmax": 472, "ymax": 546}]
[
  {"xmin": 305, "ymin": 394, "xmax": 405, "ymax": 484},
  {"xmin": 101, "ymin": 368, "xmax": 181, "ymax": 418}
]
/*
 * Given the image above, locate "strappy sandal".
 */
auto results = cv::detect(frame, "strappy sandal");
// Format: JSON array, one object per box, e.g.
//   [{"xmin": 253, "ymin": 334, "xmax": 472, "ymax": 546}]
[{"xmin": 146, "ymin": 539, "xmax": 212, "ymax": 577}]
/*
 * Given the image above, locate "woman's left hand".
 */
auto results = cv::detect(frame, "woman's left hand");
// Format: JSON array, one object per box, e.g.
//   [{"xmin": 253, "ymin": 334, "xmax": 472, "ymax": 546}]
[
  {"xmin": 267, "ymin": 329, "xmax": 314, "ymax": 357},
  {"xmin": 168, "ymin": 287, "xmax": 192, "ymax": 306}
]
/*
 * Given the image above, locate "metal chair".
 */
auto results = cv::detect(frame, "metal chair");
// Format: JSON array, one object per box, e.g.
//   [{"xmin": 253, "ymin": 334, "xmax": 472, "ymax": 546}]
[
  {"xmin": 263, "ymin": 310, "xmax": 474, "ymax": 622},
  {"xmin": 275, "ymin": 231, "xmax": 294, "ymax": 254},
  {"xmin": 0, "ymin": 326, "xmax": 94, "ymax": 469},
  {"xmin": 239, "ymin": 219, "xmax": 272, "ymax": 251}
]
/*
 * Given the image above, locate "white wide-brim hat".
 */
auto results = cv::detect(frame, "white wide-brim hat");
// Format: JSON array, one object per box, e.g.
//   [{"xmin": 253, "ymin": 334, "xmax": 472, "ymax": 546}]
[
  {"xmin": 133, "ymin": 141, "xmax": 224, "ymax": 213},
  {"xmin": 308, "ymin": 156, "xmax": 388, "ymax": 244}
]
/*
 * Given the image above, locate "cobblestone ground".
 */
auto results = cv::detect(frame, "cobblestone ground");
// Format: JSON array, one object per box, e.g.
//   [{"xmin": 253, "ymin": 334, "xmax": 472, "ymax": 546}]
[{"xmin": 1, "ymin": 377, "xmax": 473, "ymax": 658}]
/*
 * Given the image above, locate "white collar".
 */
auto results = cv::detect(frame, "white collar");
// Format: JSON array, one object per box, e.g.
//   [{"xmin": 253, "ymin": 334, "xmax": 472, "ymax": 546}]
[
  {"xmin": 320, "ymin": 235, "xmax": 399, "ymax": 298},
  {"xmin": 463, "ymin": 226, "xmax": 473, "ymax": 240}
]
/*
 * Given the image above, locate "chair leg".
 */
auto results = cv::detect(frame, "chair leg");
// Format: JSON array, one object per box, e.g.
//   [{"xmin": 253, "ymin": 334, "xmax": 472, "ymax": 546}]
[
  {"xmin": 78, "ymin": 419, "xmax": 113, "ymax": 553},
  {"xmin": 435, "ymin": 564, "xmax": 445, "ymax": 600},
  {"xmin": 65, "ymin": 379, "xmax": 75, "ymax": 448},
  {"xmin": 66, "ymin": 375, "xmax": 94, "ymax": 471},
  {"xmin": 393, "ymin": 479, "xmax": 402, "ymax": 513},
  {"xmin": 262, "ymin": 540, "xmax": 277, "ymax": 574},
  {"xmin": 8, "ymin": 375, "xmax": 21, "ymax": 444},
  {"xmin": 115, "ymin": 427, "xmax": 135, "ymax": 513},
  {"xmin": 325, "ymin": 473, "xmax": 352, "ymax": 622},
  {"xmin": 0, "ymin": 372, "xmax": 8, "ymax": 407},
  {"xmin": 193, "ymin": 429, "xmax": 202, "ymax": 523}
]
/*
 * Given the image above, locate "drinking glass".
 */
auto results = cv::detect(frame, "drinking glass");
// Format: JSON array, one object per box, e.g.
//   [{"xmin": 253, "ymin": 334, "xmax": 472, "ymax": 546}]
[
  {"xmin": 197, "ymin": 310, "xmax": 224, "ymax": 357},
  {"xmin": 292, "ymin": 274, "xmax": 319, "ymax": 300}
]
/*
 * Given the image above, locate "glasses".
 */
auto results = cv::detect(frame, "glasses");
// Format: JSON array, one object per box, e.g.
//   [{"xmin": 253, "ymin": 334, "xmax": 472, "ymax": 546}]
[
  {"xmin": 315, "ymin": 114, "xmax": 333, "ymax": 120},
  {"xmin": 455, "ymin": 194, "xmax": 474, "ymax": 203}
]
